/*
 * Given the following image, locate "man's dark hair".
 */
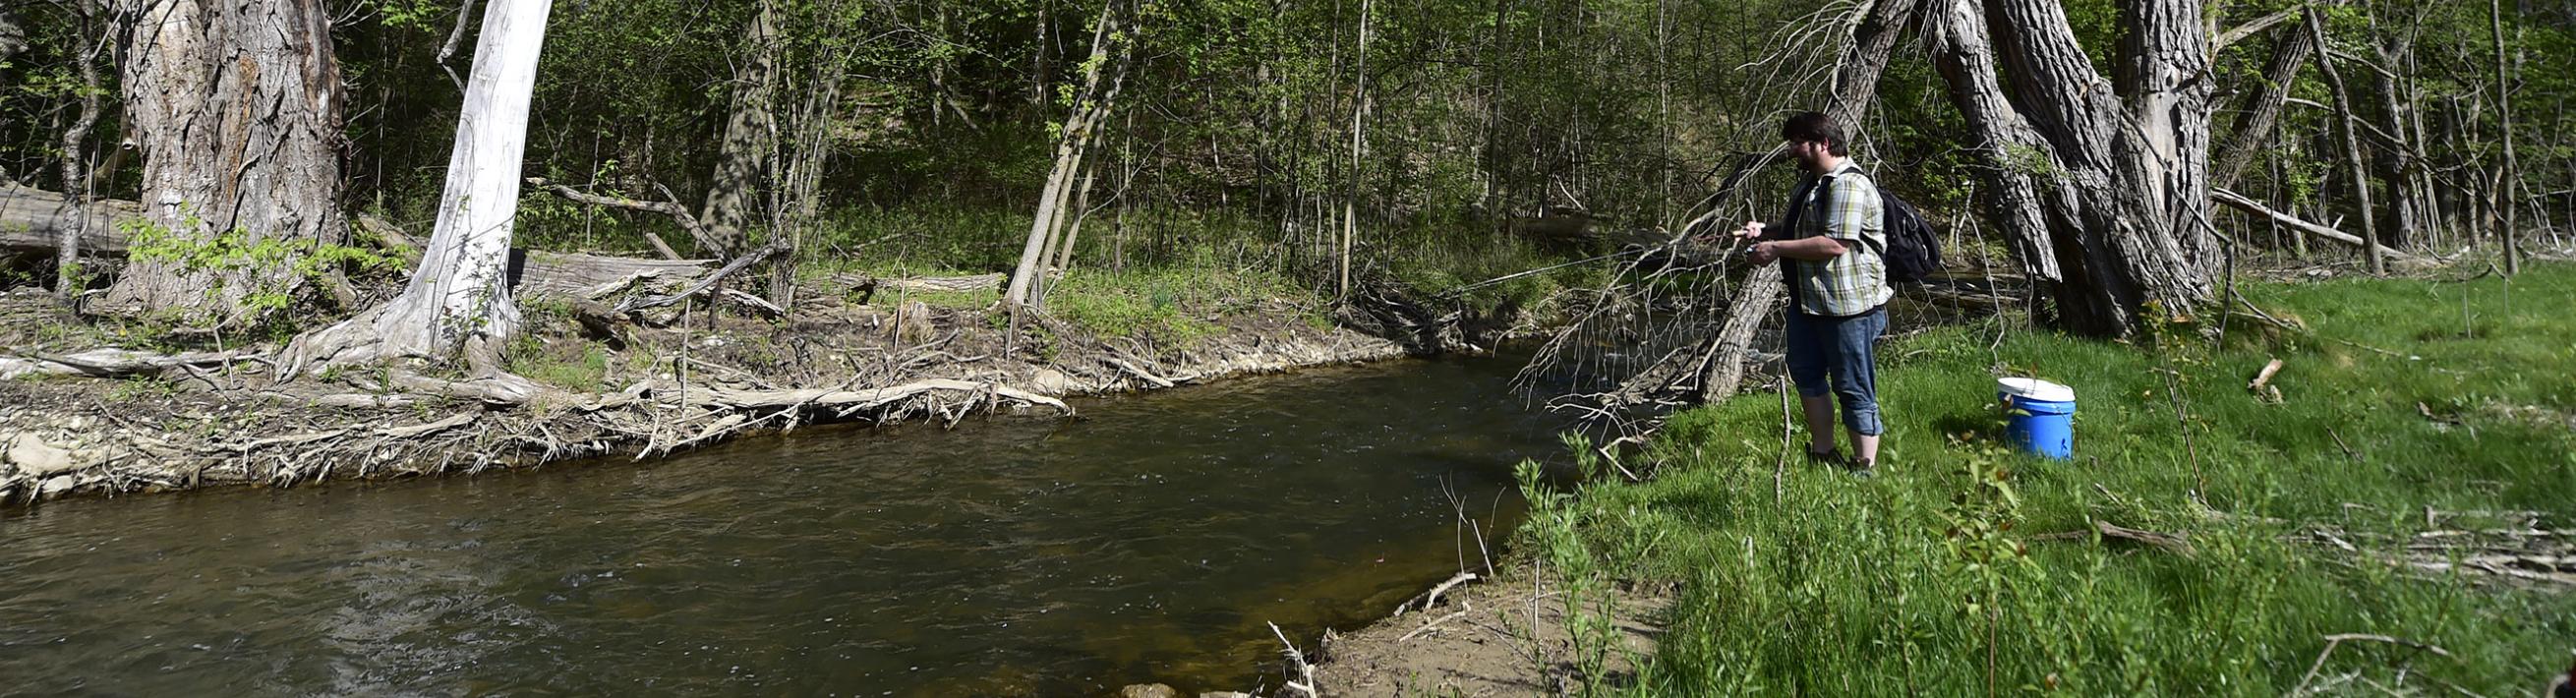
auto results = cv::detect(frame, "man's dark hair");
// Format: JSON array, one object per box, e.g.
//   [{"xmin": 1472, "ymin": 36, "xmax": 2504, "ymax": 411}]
[{"xmin": 1782, "ymin": 111, "xmax": 1848, "ymax": 156}]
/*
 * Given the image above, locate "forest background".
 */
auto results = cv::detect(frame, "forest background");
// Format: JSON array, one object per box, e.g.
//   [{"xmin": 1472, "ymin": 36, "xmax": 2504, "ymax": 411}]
[{"xmin": 6, "ymin": 0, "xmax": 2568, "ymax": 347}]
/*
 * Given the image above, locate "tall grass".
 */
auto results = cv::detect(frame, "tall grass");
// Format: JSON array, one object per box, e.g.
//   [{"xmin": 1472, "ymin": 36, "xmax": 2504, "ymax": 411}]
[{"xmin": 1517, "ymin": 264, "xmax": 2576, "ymax": 695}]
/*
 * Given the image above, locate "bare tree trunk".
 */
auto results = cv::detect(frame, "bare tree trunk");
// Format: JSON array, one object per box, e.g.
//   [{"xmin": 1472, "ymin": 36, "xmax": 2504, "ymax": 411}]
[
  {"xmin": 2492, "ymin": 0, "xmax": 2523, "ymax": 274},
  {"xmin": 2211, "ymin": 17, "xmax": 2316, "ymax": 190},
  {"xmin": 284, "ymin": 0, "xmax": 551, "ymax": 378},
  {"xmin": 698, "ymin": 0, "xmax": 780, "ymax": 258},
  {"xmin": 99, "ymin": 0, "xmax": 348, "ymax": 327},
  {"xmin": 2306, "ymin": 8, "xmax": 2383, "ymax": 273},
  {"xmin": 1927, "ymin": 0, "xmax": 2215, "ymax": 336},
  {"xmin": 54, "ymin": 0, "xmax": 108, "ymax": 299},
  {"xmin": 1005, "ymin": 2, "xmax": 1124, "ymax": 311}
]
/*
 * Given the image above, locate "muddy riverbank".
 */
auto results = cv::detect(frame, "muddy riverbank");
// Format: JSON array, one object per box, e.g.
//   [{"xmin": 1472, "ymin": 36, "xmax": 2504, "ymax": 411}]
[{"xmin": 0, "ymin": 285, "xmax": 1480, "ymax": 504}]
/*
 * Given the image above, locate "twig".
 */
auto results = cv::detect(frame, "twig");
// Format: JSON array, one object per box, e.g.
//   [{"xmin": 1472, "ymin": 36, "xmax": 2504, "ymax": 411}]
[{"xmin": 1267, "ymin": 621, "xmax": 1318, "ymax": 697}]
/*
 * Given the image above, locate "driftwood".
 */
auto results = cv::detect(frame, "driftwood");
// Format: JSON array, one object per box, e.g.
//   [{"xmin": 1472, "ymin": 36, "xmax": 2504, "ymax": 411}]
[
  {"xmin": 0, "ymin": 347, "xmax": 260, "ymax": 380},
  {"xmin": 2247, "ymin": 358, "xmax": 2285, "ymax": 401}
]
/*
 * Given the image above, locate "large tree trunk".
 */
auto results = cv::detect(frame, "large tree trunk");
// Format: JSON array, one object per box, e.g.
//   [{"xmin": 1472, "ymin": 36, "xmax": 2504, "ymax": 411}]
[
  {"xmin": 1928, "ymin": 0, "xmax": 2215, "ymax": 337},
  {"xmin": 283, "ymin": 0, "xmax": 550, "ymax": 378},
  {"xmin": 98, "ymin": 0, "xmax": 347, "ymax": 327},
  {"xmin": 697, "ymin": 0, "xmax": 780, "ymax": 258}
]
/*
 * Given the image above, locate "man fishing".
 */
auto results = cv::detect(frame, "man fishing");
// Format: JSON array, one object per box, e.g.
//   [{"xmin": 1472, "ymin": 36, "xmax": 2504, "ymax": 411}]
[{"xmin": 1732, "ymin": 111, "xmax": 1893, "ymax": 475}]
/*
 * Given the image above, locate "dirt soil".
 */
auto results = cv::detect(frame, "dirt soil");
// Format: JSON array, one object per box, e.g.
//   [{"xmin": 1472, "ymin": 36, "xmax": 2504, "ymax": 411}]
[
  {"xmin": 1303, "ymin": 555, "xmax": 1675, "ymax": 697},
  {"xmin": 0, "ymin": 287, "xmax": 1418, "ymax": 504}
]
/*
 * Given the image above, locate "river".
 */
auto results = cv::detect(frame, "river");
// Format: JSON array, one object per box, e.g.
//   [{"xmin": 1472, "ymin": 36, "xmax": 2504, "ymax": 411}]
[{"xmin": 0, "ymin": 353, "xmax": 1570, "ymax": 695}]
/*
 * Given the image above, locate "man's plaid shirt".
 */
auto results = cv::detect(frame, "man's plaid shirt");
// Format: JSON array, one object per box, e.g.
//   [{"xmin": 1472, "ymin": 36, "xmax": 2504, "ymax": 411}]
[{"xmin": 1785, "ymin": 160, "xmax": 1892, "ymax": 317}]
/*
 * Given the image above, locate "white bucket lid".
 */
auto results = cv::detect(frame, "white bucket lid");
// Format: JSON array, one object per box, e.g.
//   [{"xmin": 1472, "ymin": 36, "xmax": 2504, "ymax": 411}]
[{"xmin": 1997, "ymin": 377, "xmax": 2076, "ymax": 403}]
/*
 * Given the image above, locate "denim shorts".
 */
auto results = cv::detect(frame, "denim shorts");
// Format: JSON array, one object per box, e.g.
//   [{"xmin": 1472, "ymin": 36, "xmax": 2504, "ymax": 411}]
[{"xmin": 1784, "ymin": 306, "xmax": 1888, "ymax": 436}]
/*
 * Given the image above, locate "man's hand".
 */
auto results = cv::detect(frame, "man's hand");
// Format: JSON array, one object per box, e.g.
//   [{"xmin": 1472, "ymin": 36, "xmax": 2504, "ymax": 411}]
[
  {"xmin": 1745, "ymin": 240, "xmax": 1779, "ymax": 265},
  {"xmin": 1732, "ymin": 221, "xmax": 1767, "ymax": 243}
]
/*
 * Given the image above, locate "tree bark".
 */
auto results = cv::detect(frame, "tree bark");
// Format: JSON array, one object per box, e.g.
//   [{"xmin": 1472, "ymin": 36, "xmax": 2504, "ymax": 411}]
[
  {"xmin": 698, "ymin": 0, "xmax": 780, "ymax": 258},
  {"xmin": 2211, "ymin": 17, "xmax": 2316, "ymax": 190},
  {"xmin": 0, "ymin": 5, "xmax": 27, "ymax": 65},
  {"xmin": 99, "ymin": 0, "xmax": 348, "ymax": 326},
  {"xmin": 283, "ymin": 0, "xmax": 551, "ymax": 378},
  {"xmin": 1927, "ymin": 0, "xmax": 2216, "ymax": 336}
]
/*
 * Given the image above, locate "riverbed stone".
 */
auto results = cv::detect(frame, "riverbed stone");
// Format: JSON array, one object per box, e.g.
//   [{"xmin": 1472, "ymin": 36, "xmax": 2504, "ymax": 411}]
[
  {"xmin": 1117, "ymin": 683, "xmax": 1180, "ymax": 698},
  {"xmin": 6, "ymin": 432, "xmax": 80, "ymax": 478},
  {"xmin": 39, "ymin": 474, "xmax": 77, "ymax": 496},
  {"xmin": 1029, "ymin": 368, "xmax": 1073, "ymax": 395}
]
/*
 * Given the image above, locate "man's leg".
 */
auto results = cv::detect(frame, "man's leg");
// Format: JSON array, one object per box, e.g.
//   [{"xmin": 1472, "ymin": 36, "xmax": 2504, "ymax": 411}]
[
  {"xmin": 1783, "ymin": 311, "xmax": 1837, "ymax": 455},
  {"xmin": 1828, "ymin": 309, "xmax": 1889, "ymax": 467}
]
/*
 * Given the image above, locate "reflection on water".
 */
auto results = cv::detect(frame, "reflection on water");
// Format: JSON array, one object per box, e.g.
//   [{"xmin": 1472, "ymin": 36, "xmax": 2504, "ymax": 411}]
[{"xmin": 0, "ymin": 353, "xmax": 1570, "ymax": 695}]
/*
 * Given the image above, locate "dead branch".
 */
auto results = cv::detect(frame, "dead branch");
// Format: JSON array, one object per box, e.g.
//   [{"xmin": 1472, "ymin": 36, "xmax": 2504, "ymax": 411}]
[
  {"xmin": 613, "ymin": 239, "xmax": 790, "ymax": 316},
  {"xmin": 2212, "ymin": 188, "xmax": 2417, "ymax": 260},
  {"xmin": 525, "ymin": 176, "xmax": 717, "ymax": 259},
  {"xmin": 1394, "ymin": 571, "xmax": 1480, "ymax": 616}
]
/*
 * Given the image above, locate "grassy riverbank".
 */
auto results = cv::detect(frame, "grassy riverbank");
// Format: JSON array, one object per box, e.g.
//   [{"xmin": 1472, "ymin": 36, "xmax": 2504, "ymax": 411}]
[{"xmin": 1516, "ymin": 263, "xmax": 2576, "ymax": 694}]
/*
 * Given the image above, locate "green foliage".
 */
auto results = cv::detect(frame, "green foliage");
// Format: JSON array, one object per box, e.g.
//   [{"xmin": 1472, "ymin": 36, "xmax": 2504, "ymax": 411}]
[
  {"xmin": 1525, "ymin": 264, "xmax": 2576, "ymax": 694},
  {"xmin": 120, "ymin": 209, "xmax": 407, "ymax": 322}
]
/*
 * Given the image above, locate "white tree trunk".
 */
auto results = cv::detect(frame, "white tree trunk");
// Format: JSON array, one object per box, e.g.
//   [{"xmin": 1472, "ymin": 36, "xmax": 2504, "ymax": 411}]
[{"xmin": 284, "ymin": 0, "xmax": 551, "ymax": 378}]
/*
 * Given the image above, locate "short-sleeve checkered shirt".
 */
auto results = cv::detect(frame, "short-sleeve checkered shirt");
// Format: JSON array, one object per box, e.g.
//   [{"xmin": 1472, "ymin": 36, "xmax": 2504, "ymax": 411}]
[{"xmin": 1785, "ymin": 160, "xmax": 1892, "ymax": 317}]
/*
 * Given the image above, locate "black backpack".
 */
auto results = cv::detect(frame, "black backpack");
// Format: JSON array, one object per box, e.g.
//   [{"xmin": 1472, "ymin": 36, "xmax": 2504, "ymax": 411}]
[{"xmin": 1816, "ymin": 172, "xmax": 1942, "ymax": 284}]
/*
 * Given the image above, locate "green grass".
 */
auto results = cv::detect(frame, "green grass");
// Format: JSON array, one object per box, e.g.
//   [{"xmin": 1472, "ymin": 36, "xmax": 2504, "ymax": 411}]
[{"xmin": 1517, "ymin": 264, "xmax": 2576, "ymax": 695}]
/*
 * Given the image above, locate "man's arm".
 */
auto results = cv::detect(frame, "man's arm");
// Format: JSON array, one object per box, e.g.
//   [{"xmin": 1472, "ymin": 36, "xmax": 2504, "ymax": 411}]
[{"xmin": 1758, "ymin": 235, "xmax": 1846, "ymax": 261}]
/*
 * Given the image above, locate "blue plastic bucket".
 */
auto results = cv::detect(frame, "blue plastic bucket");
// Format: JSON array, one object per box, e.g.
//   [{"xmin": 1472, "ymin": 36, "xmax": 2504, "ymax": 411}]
[{"xmin": 1997, "ymin": 378, "xmax": 2076, "ymax": 459}]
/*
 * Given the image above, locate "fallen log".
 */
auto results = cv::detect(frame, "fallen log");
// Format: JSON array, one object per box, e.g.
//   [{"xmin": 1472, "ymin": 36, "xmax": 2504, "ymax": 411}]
[
  {"xmin": 3, "ymin": 186, "xmax": 721, "ymax": 303},
  {"xmin": 2211, "ymin": 188, "xmax": 2419, "ymax": 261},
  {"xmin": 826, "ymin": 271, "xmax": 1006, "ymax": 303},
  {"xmin": 0, "ymin": 185, "xmax": 142, "ymax": 253}
]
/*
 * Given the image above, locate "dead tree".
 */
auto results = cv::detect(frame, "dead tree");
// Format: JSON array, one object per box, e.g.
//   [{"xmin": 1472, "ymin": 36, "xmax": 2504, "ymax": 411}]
[
  {"xmin": 96, "ymin": 0, "xmax": 349, "ymax": 326},
  {"xmin": 283, "ymin": 0, "xmax": 552, "ymax": 382},
  {"xmin": 1926, "ymin": 0, "xmax": 2218, "ymax": 336}
]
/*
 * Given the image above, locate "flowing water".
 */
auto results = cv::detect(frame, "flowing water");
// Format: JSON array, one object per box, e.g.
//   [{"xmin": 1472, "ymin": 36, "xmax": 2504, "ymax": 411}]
[{"xmin": 0, "ymin": 353, "xmax": 1572, "ymax": 696}]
